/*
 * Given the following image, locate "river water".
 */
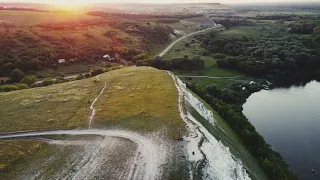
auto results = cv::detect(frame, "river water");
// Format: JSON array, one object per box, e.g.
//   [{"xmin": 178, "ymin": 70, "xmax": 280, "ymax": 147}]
[{"xmin": 243, "ymin": 80, "xmax": 320, "ymax": 180}]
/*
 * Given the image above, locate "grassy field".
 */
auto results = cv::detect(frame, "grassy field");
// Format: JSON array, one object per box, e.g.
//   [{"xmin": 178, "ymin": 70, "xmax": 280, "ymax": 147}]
[
  {"xmin": 218, "ymin": 25, "xmax": 280, "ymax": 38},
  {"xmin": 0, "ymin": 67, "xmax": 183, "ymax": 134},
  {"xmin": 32, "ymin": 61, "xmax": 117, "ymax": 79},
  {"xmin": 0, "ymin": 11, "xmax": 99, "ymax": 26},
  {"xmin": 236, "ymin": 11, "xmax": 320, "ymax": 17},
  {"xmin": 93, "ymin": 67, "xmax": 185, "ymax": 138},
  {"xmin": 0, "ymin": 75, "xmax": 104, "ymax": 132},
  {"xmin": 0, "ymin": 67, "xmax": 185, "ymax": 175}
]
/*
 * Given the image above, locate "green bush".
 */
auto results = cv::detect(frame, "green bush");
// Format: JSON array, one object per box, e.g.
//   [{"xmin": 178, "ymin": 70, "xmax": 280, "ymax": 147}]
[
  {"xmin": 16, "ymin": 84, "xmax": 29, "ymax": 90},
  {"xmin": 90, "ymin": 68, "xmax": 104, "ymax": 76},
  {"xmin": 75, "ymin": 74, "xmax": 84, "ymax": 80},
  {"xmin": 0, "ymin": 85, "xmax": 19, "ymax": 92},
  {"xmin": 41, "ymin": 78, "xmax": 55, "ymax": 86},
  {"xmin": 20, "ymin": 76, "xmax": 36, "ymax": 86}
]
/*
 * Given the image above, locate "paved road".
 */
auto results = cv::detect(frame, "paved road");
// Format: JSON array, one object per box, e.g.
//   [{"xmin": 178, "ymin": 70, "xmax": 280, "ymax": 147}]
[
  {"xmin": 177, "ymin": 75, "xmax": 245, "ymax": 79},
  {"xmin": 158, "ymin": 24, "xmax": 222, "ymax": 57}
]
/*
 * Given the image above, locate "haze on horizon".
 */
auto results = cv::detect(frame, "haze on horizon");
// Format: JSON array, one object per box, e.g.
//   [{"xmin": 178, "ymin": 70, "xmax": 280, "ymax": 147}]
[{"xmin": 0, "ymin": 0, "xmax": 319, "ymax": 6}]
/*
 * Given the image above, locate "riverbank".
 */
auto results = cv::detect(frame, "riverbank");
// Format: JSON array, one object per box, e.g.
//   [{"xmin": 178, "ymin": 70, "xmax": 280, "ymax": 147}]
[
  {"xmin": 243, "ymin": 80, "xmax": 320, "ymax": 179},
  {"xmin": 187, "ymin": 80, "xmax": 299, "ymax": 180}
]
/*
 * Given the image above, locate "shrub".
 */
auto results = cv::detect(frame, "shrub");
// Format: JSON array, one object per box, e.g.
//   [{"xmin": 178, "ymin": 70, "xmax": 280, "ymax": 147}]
[
  {"xmin": 75, "ymin": 74, "xmax": 84, "ymax": 80},
  {"xmin": 90, "ymin": 68, "xmax": 104, "ymax": 76},
  {"xmin": 213, "ymin": 53, "xmax": 226, "ymax": 59},
  {"xmin": 84, "ymin": 73, "xmax": 91, "ymax": 78},
  {"xmin": 20, "ymin": 76, "xmax": 36, "ymax": 86},
  {"xmin": 41, "ymin": 78, "xmax": 55, "ymax": 86},
  {"xmin": 16, "ymin": 83, "xmax": 29, "ymax": 90},
  {"xmin": 0, "ymin": 84, "xmax": 19, "ymax": 92},
  {"xmin": 10, "ymin": 68, "xmax": 24, "ymax": 83}
]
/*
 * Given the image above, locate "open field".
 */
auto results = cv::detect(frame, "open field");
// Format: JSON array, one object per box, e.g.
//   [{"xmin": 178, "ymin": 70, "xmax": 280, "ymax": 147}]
[
  {"xmin": 92, "ymin": 67, "xmax": 185, "ymax": 138},
  {"xmin": 0, "ymin": 67, "xmax": 183, "ymax": 134},
  {"xmin": 0, "ymin": 11, "xmax": 99, "ymax": 26},
  {"xmin": 218, "ymin": 25, "xmax": 280, "ymax": 38},
  {"xmin": 0, "ymin": 66, "xmax": 267, "ymax": 179},
  {"xmin": 0, "ymin": 67, "xmax": 188, "ymax": 179},
  {"xmin": 0, "ymin": 74, "xmax": 104, "ymax": 132},
  {"xmin": 236, "ymin": 11, "xmax": 320, "ymax": 17}
]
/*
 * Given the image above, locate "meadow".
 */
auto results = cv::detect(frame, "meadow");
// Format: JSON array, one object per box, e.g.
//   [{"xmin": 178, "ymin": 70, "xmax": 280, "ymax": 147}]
[{"xmin": 0, "ymin": 67, "xmax": 185, "ymax": 176}]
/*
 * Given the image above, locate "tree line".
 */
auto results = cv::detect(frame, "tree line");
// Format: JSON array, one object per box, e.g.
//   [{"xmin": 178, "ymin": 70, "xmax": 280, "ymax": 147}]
[
  {"xmin": 187, "ymin": 82, "xmax": 299, "ymax": 180},
  {"xmin": 196, "ymin": 25, "xmax": 320, "ymax": 85},
  {"xmin": 136, "ymin": 55, "xmax": 205, "ymax": 71}
]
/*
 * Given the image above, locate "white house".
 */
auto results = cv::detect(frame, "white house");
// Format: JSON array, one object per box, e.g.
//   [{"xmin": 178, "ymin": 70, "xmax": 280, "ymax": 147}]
[
  {"xmin": 58, "ymin": 59, "xmax": 66, "ymax": 64},
  {"xmin": 103, "ymin": 54, "xmax": 111, "ymax": 59}
]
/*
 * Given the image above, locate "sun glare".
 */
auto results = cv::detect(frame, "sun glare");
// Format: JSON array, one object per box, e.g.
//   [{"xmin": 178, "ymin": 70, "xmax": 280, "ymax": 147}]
[{"xmin": 51, "ymin": 0, "xmax": 90, "ymax": 7}]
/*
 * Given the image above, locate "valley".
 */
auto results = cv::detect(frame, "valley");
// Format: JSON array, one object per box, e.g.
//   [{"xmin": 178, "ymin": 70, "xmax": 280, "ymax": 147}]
[{"xmin": 0, "ymin": 1, "xmax": 320, "ymax": 180}]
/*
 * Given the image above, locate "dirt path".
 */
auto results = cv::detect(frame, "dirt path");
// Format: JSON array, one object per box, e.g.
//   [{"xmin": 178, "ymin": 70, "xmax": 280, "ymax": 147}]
[
  {"xmin": 158, "ymin": 25, "xmax": 222, "ymax": 57},
  {"xmin": 88, "ymin": 75, "xmax": 107, "ymax": 128},
  {"xmin": 0, "ymin": 129, "xmax": 162, "ymax": 180},
  {"xmin": 0, "ymin": 75, "xmax": 165, "ymax": 179}
]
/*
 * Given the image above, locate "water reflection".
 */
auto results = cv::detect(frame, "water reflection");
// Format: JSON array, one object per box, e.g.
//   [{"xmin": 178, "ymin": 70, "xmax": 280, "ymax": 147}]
[{"xmin": 243, "ymin": 81, "xmax": 320, "ymax": 180}]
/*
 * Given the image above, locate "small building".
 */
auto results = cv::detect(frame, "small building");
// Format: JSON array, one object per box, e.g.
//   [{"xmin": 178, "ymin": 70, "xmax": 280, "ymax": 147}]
[
  {"xmin": 249, "ymin": 81, "xmax": 257, "ymax": 85},
  {"xmin": 58, "ymin": 59, "xmax": 66, "ymax": 64},
  {"xmin": 103, "ymin": 54, "xmax": 111, "ymax": 59}
]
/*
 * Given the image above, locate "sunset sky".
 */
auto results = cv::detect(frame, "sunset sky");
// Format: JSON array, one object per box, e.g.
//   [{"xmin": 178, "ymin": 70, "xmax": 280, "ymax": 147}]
[{"xmin": 0, "ymin": 0, "xmax": 319, "ymax": 5}]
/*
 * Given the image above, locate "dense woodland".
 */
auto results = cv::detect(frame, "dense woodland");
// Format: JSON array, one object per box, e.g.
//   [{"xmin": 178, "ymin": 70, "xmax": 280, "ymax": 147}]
[
  {"xmin": 196, "ymin": 23, "xmax": 320, "ymax": 85},
  {"xmin": 136, "ymin": 55, "xmax": 205, "ymax": 71}
]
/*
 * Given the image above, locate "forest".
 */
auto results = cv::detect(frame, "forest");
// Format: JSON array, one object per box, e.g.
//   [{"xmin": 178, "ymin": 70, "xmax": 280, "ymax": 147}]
[
  {"xmin": 0, "ymin": 11, "xmax": 175, "ymax": 83},
  {"xmin": 196, "ymin": 22, "xmax": 320, "ymax": 85}
]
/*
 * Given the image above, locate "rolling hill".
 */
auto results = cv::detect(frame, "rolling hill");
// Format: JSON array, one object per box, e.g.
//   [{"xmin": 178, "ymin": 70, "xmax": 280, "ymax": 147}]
[{"xmin": 0, "ymin": 67, "xmax": 267, "ymax": 180}]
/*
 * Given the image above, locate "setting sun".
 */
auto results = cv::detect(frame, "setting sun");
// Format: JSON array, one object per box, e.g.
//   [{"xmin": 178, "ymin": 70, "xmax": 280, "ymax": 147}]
[{"xmin": 50, "ymin": 0, "xmax": 90, "ymax": 6}]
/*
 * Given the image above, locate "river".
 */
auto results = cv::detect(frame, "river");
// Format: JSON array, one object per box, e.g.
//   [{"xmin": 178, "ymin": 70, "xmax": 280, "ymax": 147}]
[{"xmin": 243, "ymin": 80, "xmax": 320, "ymax": 180}]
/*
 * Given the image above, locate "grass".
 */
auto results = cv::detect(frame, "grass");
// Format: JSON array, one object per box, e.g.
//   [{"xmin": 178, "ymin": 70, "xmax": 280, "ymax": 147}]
[
  {"xmin": 0, "ymin": 11, "xmax": 99, "ymax": 26},
  {"xmin": 32, "ymin": 61, "xmax": 116, "ymax": 79},
  {"xmin": 218, "ymin": 25, "xmax": 278, "ymax": 38},
  {"xmin": 93, "ymin": 67, "xmax": 185, "ymax": 138},
  {"xmin": 0, "ymin": 75, "xmax": 104, "ymax": 133},
  {"xmin": 236, "ymin": 11, "xmax": 320, "ymax": 17},
  {"xmin": 0, "ymin": 67, "xmax": 186, "ymax": 177}
]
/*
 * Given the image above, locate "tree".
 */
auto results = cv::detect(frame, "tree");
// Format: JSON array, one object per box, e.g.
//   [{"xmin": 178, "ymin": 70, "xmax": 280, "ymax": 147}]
[
  {"xmin": 20, "ymin": 76, "xmax": 36, "ymax": 86},
  {"xmin": 10, "ymin": 69, "xmax": 24, "ymax": 83},
  {"xmin": 0, "ymin": 62, "xmax": 15, "ymax": 76}
]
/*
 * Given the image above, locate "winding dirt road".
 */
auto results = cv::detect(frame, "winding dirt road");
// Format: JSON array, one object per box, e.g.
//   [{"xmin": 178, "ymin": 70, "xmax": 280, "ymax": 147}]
[{"xmin": 0, "ymin": 129, "xmax": 161, "ymax": 180}]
